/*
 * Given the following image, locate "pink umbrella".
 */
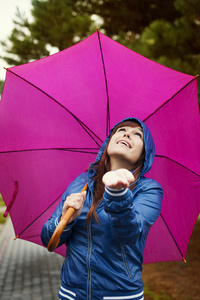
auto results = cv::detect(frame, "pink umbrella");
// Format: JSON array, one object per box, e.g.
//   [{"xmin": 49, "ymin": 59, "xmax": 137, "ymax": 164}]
[{"xmin": 0, "ymin": 31, "xmax": 200, "ymax": 263}]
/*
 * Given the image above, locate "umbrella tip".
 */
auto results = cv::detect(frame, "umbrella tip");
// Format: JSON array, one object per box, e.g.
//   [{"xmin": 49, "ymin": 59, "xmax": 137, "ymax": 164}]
[
  {"xmin": 14, "ymin": 235, "xmax": 19, "ymax": 240},
  {"xmin": 3, "ymin": 67, "xmax": 9, "ymax": 71},
  {"xmin": 183, "ymin": 257, "xmax": 187, "ymax": 263}
]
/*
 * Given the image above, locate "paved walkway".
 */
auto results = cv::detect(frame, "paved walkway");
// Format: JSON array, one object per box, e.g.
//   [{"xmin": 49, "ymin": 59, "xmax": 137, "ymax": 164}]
[{"xmin": 0, "ymin": 216, "xmax": 64, "ymax": 300}]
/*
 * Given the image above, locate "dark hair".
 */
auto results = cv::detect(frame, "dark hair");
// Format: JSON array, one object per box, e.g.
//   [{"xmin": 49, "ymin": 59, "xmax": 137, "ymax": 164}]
[{"xmin": 86, "ymin": 121, "xmax": 145, "ymax": 224}]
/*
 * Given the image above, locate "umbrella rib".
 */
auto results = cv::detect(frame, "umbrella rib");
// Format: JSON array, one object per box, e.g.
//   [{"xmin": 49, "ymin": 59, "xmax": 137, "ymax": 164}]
[
  {"xmin": 97, "ymin": 30, "xmax": 111, "ymax": 136},
  {"xmin": 143, "ymin": 75, "xmax": 199, "ymax": 122},
  {"xmin": 5, "ymin": 68, "xmax": 103, "ymax": 147},
  {"xmin": 160, "ymin": 213, "xmax": 186, "ymax": 262},
  {"xmin": 155, "ymin": 154, "xmax": 200, "ymax": 178},
  {"xmin": 0, "ymin": 147, "xmax": 99, "ymax": 155},
  {"xmin": 14, "ymin": 190, "xmax": 65, "ymax": 240}
]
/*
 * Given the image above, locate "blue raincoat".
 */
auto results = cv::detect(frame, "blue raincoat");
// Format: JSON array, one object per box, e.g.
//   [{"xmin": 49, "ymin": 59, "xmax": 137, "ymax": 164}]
[{"xmin": 41, "ymin": 118, "xmax": 163, "ymax": 300}]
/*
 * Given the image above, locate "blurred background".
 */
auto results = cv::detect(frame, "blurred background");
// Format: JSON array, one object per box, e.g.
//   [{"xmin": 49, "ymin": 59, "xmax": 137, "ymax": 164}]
[
  {"xmin": 0, "ymin": 0, "xmax": 200, "ymax": 100},
  {"xmin": 0, "ymin": 1, "xmax": 199, "ymax": 299}
]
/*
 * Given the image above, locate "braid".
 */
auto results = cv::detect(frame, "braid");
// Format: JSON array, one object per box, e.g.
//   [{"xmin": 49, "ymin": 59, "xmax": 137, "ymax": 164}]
[{"xmin": 86, "ymin": 144, "xmax": 110, "ymax": 224}]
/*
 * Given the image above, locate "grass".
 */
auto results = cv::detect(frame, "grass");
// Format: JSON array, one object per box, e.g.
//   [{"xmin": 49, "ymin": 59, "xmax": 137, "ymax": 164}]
[
  {"xmin": 143, "ymin": 216, "xmax": 200, "ymax": 300},
  {"xmin": 144, "ymin": 286, "xmax": 171, "ymax": 300},
  {"xmin": 0, "ymin": 212, "xmax": 6, "ymax": 224},
  {"xmin": 0, "ymin": 193, "xmax": 6, "ymax": 224},
  {"xmin": 0, "ymin": 193, "xmax": 5, "ymax": 206}
]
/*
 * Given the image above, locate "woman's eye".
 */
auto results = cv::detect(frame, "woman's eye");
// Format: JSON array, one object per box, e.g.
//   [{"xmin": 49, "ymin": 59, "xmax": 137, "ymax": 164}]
[
  {"xmin": 135, "ymin": 132, "xmax": 142, "ymax": 138},
  {"xmin": 118, "ymin": 128, "xmax": 126, "ymax": 132}
]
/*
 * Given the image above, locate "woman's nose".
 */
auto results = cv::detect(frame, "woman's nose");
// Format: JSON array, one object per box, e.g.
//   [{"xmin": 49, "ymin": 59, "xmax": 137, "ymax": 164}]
[{"xmin": 124, "ymin": 132, "xmax": 130, "ymax": 138}]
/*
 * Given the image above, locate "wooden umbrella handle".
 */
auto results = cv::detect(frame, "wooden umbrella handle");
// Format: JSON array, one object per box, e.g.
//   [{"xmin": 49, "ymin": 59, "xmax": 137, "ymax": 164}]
[{"xmin": 47, "ymin": 183, "xmax": 88, "ymax": 252}]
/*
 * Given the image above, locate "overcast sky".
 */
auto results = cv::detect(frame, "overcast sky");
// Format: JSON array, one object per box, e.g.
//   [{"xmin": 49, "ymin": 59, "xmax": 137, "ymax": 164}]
[{"xmin": 0, "ymin": 0, "xmax": 32, "ymax": 80}]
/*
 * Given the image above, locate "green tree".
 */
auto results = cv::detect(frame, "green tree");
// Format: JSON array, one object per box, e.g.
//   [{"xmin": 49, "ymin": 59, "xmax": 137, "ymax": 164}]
[
  {"xmin": 76, "ymin": 0, "xmax": 180, "ymax": 36},
  {"xmin": 126, "ymin": 0, "xmax": 200, "ymax": 77},
  {"xmin": 1, "ymin": 0, "xmax": 179, "ymax": 66},
  {"xmin": 1, "ymin": 0, "xmax": 93, "ymax": 65},
  {"xmin": 114, "ymin": 0, "xmax": 200, "ymax": 103},
  {"xmin": 1, "ymin": 0, "xmax": 199, "ymax": 99},
  {"xmin": 0, "ymin": 81, "xmax": 4, "ymax": 97}
]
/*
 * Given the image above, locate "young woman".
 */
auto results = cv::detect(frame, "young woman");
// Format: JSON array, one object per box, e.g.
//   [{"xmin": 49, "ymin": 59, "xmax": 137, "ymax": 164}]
[{"xmin": 41, "ymin": 117, "xmax": 163, "ymax": 300}]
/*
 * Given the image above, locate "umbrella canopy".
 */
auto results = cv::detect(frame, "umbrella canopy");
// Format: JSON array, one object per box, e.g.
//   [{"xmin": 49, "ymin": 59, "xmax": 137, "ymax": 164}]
[{"xmin": 0, "ymin": 31, "xmax": 200, "ymax": 263}]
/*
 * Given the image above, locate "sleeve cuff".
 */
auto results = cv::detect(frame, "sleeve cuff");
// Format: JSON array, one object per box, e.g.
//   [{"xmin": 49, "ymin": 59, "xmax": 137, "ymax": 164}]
[
  {"xmin": 55, "ymin": 216, "xmax": 76, "ymax": 232},
  {"xmin": 105, "ymin": 186, "xmax": 129, "ymax": 197},
  {"xmin": 103, "ymin": 186, "xmax": 133, "ymax": 212}
]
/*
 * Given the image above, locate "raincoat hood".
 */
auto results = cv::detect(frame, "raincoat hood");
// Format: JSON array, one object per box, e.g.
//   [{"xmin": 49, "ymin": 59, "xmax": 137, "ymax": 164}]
[{"xmin": 89, "ymin": 117, "xmax": 155, "ymax": 182}]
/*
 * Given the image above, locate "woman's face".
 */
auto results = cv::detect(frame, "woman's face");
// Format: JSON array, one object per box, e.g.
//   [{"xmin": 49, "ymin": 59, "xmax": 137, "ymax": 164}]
[{"xmin": 107, "ymin": 122, "xmax": 144, "ymax": 170}]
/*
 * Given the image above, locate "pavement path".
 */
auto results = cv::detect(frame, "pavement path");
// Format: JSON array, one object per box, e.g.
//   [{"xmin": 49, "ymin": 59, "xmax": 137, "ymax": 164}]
[{"xmin": 0, "ymin": 216, "xmax": 64, "ymax": 300}]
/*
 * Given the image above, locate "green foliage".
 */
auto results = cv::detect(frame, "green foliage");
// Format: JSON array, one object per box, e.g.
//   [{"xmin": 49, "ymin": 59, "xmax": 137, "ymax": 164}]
[
  {"xmin": 0, "ymin": 213, "xmax": 6, "ymax": 224},
  {"xmin": 119, "ymin": 0, "xmax": 200, "ymax": 76},
  {"xmin": 1, "ymin": 0, "xmax": 93, "ymax": 65},
  {"xmin": 116, "ymin": 0, "xmax": 200, "ymax": 100},
  {"xmin": 1, "ymin": 7, "xmax": 49, "ymax": 65},
  {"xmin": 76, "ymin": 0, "xmax": 179, "ymax": 36},
  {"xmin": 144, "ymin": 285, "xmax": 172, "ymax": 300},
  {"xmin": 0, "ymin": 194, "xmax": 5, "ymax": 206},
  {"xmin": 0, "ymin": 194, "xmax": 6, "ymax": 224},
  {"xmin": 0, "ymin": 0, "xmax": 180, "ymax": 66},
  {"xmin": 1, "ymin": 0, "xmax": 200, "ymax": 100},
  {"xmin": 0, "ymin": 80, "xmax": 5, "ymax": 96},
  {"xmin": 139, "ymin": 13, "xmax": 200, "ymax": 61},
  {"xmin": 30, "ymin": 0, "xmax": 92, "ymax": 50}
]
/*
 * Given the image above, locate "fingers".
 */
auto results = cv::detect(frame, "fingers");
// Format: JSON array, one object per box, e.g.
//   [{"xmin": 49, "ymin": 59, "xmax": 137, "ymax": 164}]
[
  {"xmin": 82, "ymin": 190, "xmax": 87, "ymax": 199},
  {"xmin": 124, "ymin": 170, "xmax": 135, "ymax": 184},
  {"xmin": 65, "ymin": 192, "xmax": 86, "ymax": 209},
  {"xmin": 62, "ymin": 191, "xmax": 86, "ymax": 218},
  {"xmin": 102, "ymin": 169, "xmax": 135, "ymax": 190}
]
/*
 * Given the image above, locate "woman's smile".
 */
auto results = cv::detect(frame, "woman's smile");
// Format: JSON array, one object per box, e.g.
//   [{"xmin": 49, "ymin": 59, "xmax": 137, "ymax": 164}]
[{"xmin": 117, "ymin": 139, "xmax": 131, "ymax": 148}]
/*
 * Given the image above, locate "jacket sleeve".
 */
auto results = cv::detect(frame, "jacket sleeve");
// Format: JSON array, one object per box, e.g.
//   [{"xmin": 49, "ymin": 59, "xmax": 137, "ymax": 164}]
[{"xmin": 103, "ymin": 179, "xmax": 163, "ymax": 244}]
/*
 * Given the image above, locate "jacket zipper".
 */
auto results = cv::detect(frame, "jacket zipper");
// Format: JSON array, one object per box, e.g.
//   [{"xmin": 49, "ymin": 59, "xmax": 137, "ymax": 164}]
[
  {"xmin": 86, "ymin": 194, "xmax": 101, "ymax": 299},
  {"xmin": 87, "ymin": 221, "xmax": 92, "ymax": 300},
  {"xmin": 120, "ymin": 244, "xmax": 132, "ymax": 279}
]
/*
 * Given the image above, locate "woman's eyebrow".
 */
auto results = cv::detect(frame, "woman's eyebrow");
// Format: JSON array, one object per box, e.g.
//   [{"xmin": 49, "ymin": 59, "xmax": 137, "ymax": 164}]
[{"xmin": 135, "ymin": 127, "xmax": 143, "ymax": 133}]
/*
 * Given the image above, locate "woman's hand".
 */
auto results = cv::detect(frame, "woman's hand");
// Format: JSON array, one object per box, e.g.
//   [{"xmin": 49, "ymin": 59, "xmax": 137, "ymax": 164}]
[
  {"xmin": 62, "ymin": 191, "xmax": 86, "ymax": 223},
  {"xmin": 102, "ymin": 169, "xmax": 135, "ymax": 190}
]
